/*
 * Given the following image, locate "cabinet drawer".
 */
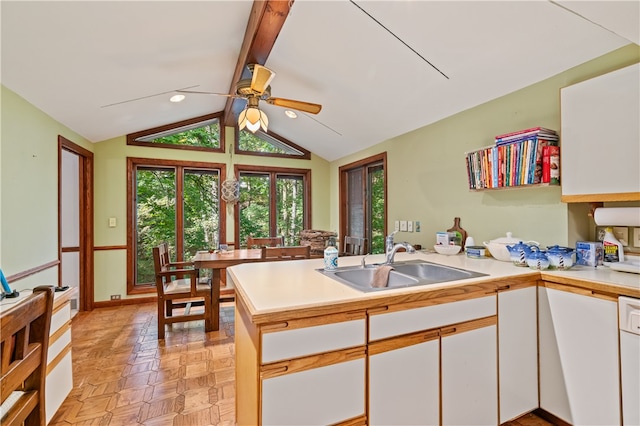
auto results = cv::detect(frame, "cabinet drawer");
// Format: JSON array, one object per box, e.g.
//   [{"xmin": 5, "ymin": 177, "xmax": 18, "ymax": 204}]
[
  {"xmin": 50, "ymin": 301, "xmax": 71, "ymax": 336},
  {"xmin": 48, "ymin": 327, "xmax": 71, "ymax": 364},
  {"xmin": 45, "ymin": 349, "xmax": 73, "ymax": 424},
  {"xmin": 369, "ymin": 295, "xmax": 496, "ymax": 341},
  {"xmin": 262, "ymin": 312, "xmax": 366, "ymax": 363}
]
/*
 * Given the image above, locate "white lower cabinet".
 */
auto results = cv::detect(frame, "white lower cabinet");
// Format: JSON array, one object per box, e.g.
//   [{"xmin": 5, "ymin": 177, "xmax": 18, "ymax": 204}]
[
  {"xmin": 538, "ymin": 286, "xmax": 620, "ymax": 425},
  {"xmin": 498, "ymin": 286, "xmax": 538, "ymax": 422},
  {"xmin": 369, "ymin": 330, "xmax": 440, "ymax": 425},
  {"xmin": 441, "ymin": 321, "xmax": 498, "ymax": 426},
  {"xmin": 368, "ymin": 295, "xmax": 498, "ymax": 425},
  {"xmin": 261, "ymin": 354, "xmax": 365, "ymax": 426}
]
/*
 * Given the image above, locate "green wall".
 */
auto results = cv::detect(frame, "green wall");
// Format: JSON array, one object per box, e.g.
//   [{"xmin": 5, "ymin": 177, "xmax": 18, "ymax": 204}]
[
  {"xmin": 1, "ymin": 86, "xmax": 93, "ymax": 290},
  {"xmin": 329, "ymin": 44, "xmax": 640, "ymax": 250},
  {"xmin": 1, "ymin": 43, "xmax": 638, "ymax": 301}
]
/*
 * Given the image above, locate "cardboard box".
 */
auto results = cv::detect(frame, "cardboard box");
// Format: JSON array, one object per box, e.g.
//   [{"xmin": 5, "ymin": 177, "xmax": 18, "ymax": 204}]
[{"xmin": 575, "ymin": 241, "xmax": 603, "ymax": 267}]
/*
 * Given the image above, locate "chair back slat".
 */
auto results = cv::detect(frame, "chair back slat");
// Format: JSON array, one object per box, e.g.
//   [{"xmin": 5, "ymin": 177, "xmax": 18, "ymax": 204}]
[
  {"xmin": 343, "ymin": 236, "xmax": 367, "ymax": 256},
  {"xmin": 247, "ymin": 236, "xmax": 284, "ymax": 248},
  {"xmin": 261, "ymin": 245, "xmax": 311, "ymax": 261},
  {"xmin": 0, "ymin": 286, "xmax": 54, "ymax": 425}
]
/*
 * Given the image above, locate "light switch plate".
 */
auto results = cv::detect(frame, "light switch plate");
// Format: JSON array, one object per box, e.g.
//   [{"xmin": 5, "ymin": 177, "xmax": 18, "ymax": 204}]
[
  {"xmin": 408, "ymin": 221, "xmax": 414, "ymax": 232},
  {"xmin": 108, "ymin": 217, "xmax": 117, "ymax": 228},
  {"xmin": 394, "ymin": 221, "xmax": 400, "ymax": 232},
  {"xmin": 613, "ymin": 226, "xmax": 629, "ymax": 246},
  {"xmin": 400, "ymin": 220, "xmax": 408, "ymax": 232},
  {"xmin": 633, "ymin": 228, "xmax": 640, "ymax": 248}
]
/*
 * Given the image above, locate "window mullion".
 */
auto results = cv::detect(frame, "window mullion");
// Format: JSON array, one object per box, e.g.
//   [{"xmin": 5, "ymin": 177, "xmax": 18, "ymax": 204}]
[{"xmin": 176, "ymin": 166, "xmax": 184, "ymax": 262}]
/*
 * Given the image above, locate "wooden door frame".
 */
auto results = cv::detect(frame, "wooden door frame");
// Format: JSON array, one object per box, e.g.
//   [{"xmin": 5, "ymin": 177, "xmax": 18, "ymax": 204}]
[
  {"xmin": 58, "ymin": 136, "xmax": 94, "ymax": 311},
  {"xmin": 338, "ymin": 152, "xmax": 387, "ymax": 254}
]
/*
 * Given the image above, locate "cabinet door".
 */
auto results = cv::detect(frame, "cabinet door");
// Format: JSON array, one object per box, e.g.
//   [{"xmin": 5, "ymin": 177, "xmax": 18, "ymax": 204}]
[
  {"xmin": 539, "ymin": 286, "xmax": 620, "ymax": 425},
  {"xmin": 560, "ymin": 63, "xmax": 639, "ymax": 200},
  {"xmin": 261, "ymin": 353, "xmax": 365, "ymax": 425},
  {"xmin": 369, "ymin": 330, "xmax": 439, "ymax": 425},
  {"xmin": 498, "ymin": 286, "xmax": 538, "ymax": 422},
  {"xmin": 441, "ymin": 319, "xmax": 498, "ymax": 426}
]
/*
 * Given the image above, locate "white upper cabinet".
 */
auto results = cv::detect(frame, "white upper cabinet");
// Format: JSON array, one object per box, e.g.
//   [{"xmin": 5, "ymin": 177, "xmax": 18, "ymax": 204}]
[{"xmin": 560, "ymin": 63, "xmax": 639, "ymax": 202}]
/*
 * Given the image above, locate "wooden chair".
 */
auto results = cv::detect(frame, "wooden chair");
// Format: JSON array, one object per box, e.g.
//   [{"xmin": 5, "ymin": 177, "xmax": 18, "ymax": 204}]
[
  {"xmin": 0, "ymin": 285, "xmax": 54, "ymax": 426},
  {"xmin": 261, "ymin": 245, "xmax": 311, "ymax": 261},
  {"xmin": 246, "ymin": 236, "xmax": 284, "ymax": 248},
  {"xmin": 153, "ymin": 243, "xmax": 215, "ymax": 339},
  {"xmin": 342, "ymin": 236, "xmax": 367, "ymax": 256}
]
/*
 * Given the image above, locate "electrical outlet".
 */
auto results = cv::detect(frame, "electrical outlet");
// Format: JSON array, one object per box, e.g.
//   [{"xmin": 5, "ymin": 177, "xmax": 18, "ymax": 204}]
[
  {"xmin": 408, "ymin": 221, "xmax": 414, "ymax": 232},
  {"xmin": 110, "ymin": 294, "xmax": 121, "ymax": 300},
  {"xmin": 613, "ymin": 226, "xmax": 629, "ymax": 246},
  {"xmin": 400, "ymin": 221, "xmax": 408, "ymax": 232},
  {"xmin": 415, "ymin": 221, "xmax": 421, "ymax": 232},
  {"xmin": 633, "ymin": 228, "xmax": 640, "ymax": 248},
  {"xmin": 108, "ymin": 217, "xmax": 117, "ymax": 228},
  {"xmin": 394, "ymin": 221, "xmax": 400, "ymax": 232}
]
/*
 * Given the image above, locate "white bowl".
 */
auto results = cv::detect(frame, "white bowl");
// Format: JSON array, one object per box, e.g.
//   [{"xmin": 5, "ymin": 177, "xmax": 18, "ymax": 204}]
[{"xmin": 434, "ymin": 245, "xmax": 461, "ymax": 255}]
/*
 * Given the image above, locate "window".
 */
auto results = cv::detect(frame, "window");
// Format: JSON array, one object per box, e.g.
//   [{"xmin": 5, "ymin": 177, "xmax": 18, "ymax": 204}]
[
  {"xmin": 127, "ymin": 113, "xmax": 224, "ymax": 153},
  {"xmin": 236, "ymin": 128, "xmax": 310, "ymax": 159},
  {"xmin": 235, "ymin": 166, "xmax": 311, "ymax": 247},
  {"xmin": 127, "ymin": 158, "xmax": 226, "ymax": 293},
  {"xmin": 339, "ymin": 153, "xmax": 387, "ymax": 254}
]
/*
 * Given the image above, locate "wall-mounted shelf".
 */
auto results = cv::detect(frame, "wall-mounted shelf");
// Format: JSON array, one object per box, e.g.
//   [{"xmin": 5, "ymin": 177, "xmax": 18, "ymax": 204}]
[{"xmin": 465, "ymin": 129, "xmax": 559, "ymax": 191}]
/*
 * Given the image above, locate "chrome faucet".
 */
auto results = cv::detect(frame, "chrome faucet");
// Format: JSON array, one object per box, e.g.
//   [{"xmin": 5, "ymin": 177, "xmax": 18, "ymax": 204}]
[
  {"xmin": 385, "ymin": 231, "xmax": 398, "ymax": 255},
  {"xmin": 385, "ymin": 242, "xmax": 416, "ymax": 265}
]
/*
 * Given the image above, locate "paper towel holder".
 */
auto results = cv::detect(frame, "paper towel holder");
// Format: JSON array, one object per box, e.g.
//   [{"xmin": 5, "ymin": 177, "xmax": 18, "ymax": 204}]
[{"xmin": 588, "ymin": 202, "xmax": 604, "ymax": 218}]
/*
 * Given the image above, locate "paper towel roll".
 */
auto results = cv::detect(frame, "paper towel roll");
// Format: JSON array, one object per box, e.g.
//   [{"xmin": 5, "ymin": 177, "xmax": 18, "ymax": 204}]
[{"xmin": 594, "ymin": 207, "xmax": 640, "ymax": 227}]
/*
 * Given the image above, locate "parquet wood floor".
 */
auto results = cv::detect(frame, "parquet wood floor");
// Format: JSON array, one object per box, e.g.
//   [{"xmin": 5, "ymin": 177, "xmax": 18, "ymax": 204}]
[
  {"xmin": 50, "ymin": 301, "xmax": 554, "ymax": 426},
  {"xmin": 49, "ymin": 302, "xmax": 236, "ymax": 426}
]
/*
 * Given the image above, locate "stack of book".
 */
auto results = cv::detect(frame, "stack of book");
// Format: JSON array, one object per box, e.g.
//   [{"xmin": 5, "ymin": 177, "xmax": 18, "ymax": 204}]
[{"xmin": 465, "ymin": 127, "xmax": 560, "ymax": 190}]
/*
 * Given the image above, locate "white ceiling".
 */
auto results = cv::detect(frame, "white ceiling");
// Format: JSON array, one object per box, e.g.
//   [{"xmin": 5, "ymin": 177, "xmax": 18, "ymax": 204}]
[{"xmin": 1, "ymin": 1, "xmax": 637, "ymax": 161}]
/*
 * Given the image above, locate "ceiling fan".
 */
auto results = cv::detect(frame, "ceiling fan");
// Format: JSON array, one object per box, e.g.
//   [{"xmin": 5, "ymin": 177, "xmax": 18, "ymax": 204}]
[{"xmin": 178, "ymin": 64, "xmax": 322, "ymax": 133}]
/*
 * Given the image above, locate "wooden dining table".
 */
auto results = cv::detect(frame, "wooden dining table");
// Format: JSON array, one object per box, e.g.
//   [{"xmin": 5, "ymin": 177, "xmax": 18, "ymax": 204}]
[{"xmin": 192, "ymin": 249, "xmax": 264, "ymax": 328}]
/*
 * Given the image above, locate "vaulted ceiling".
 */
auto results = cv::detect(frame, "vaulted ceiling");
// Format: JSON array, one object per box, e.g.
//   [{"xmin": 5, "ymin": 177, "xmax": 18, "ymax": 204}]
[{"xmin": 2, "ymin": 1, "xmax": 637, "ymax": 161}]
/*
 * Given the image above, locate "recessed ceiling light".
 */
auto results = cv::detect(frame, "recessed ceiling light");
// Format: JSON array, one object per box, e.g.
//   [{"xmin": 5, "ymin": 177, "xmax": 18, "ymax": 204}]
[
  {"xmin": 285, "ymin": 110, "xmax": 297, "ymax": 119},
  {"xmin": 170, "ymin": 94, "xmax": 186, "ymax": 103}
]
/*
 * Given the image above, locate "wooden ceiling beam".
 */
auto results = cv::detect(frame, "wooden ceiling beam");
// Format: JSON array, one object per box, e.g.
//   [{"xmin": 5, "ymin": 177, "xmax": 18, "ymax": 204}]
[{"xmin": 224, "ymin": 0, "xmax": 294, "ymax": 127}]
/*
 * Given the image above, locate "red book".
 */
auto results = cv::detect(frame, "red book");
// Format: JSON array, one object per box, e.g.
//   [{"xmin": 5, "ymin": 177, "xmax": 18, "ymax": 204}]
[
  {"xmin": 548, "ymin": 146, "xmax": 560, "ymax": 184},
  {"xmin": 542, "ymin": 146, "xmax": 551, "ymax": 183}
]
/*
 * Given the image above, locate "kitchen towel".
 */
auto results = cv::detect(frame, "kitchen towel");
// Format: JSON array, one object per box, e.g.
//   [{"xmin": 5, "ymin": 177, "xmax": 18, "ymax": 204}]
[{"xmin": 594, "ymin": 207, "xmax": 640, "ymax": 227}]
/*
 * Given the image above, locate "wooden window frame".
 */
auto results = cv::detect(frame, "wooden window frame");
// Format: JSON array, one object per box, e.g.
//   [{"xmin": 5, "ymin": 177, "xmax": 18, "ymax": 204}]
[
  {"xmin": 234, "ymin": 128, "xmax": 311, "ymax": 160},
  {"xmin": 233, "ymin": 164, "xmax": 312, "ymax": 247},
  {"xmin": 126, "ymin": 112, "xmax": 225, "ymax": 153},
  {"xmin": 126, "ymin": 157, "xmax": 227, "ymax": 294},
  {"xmin": 339, "ymin": 152, "xmax": 387, "ymax": 254}
]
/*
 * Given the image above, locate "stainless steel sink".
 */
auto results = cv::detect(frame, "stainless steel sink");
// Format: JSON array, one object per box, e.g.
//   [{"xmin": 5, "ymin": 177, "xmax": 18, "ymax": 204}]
[{"xmin": 317, "ymin": 260, "xmax": 487, "ymax": 292}]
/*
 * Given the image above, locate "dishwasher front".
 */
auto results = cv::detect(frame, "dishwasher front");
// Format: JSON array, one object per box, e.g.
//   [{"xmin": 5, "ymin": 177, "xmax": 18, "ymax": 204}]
[{"xmin": 619, "ymin": 296, "xmax": 640, "ymax": 425}]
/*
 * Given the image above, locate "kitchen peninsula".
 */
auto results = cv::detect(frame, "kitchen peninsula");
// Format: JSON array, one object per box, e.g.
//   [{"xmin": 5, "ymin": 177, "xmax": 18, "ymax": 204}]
[{"xmin": 230, "ymin": 252, "xmax": 639, "ymax": 426}]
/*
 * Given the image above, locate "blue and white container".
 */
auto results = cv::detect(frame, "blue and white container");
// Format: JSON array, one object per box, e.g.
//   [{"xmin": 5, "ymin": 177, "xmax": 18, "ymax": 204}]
[{"xmin": 324, "ymin": 237, "xmax": 339, "ymax": 271}]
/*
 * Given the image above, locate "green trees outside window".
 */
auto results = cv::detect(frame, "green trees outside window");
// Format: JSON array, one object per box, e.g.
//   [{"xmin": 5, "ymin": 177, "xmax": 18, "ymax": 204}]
[
  {"xmin": 237, "ymin": 168, "xmax": 310, "ymax": 248},
  {"xmin": 132, "ymin": 161, "xmax": 222, "ymax": 286}
]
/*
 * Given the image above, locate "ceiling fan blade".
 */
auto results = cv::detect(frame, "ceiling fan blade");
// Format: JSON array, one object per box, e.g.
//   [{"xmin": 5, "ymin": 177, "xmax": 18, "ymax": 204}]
[
  {"xmin": 100, "ymin": 85, "xmax": 199, "ymax": 108},
  {"xmin": 176, "ymin": 89, "xmax": 238, "ymax": 98},
  {"xmin": 250, "ymin": 64, "xmax": 276, "ymax": 95},
  {"xmin": 265, "ymin": 97, "xmax": 322, "ymax": 114}
]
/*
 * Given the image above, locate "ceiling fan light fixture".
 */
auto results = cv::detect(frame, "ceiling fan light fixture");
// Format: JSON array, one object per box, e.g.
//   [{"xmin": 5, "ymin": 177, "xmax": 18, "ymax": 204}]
[{"xmin": 238, "ymin": 106, "xmax": 268, "ymax": 133}]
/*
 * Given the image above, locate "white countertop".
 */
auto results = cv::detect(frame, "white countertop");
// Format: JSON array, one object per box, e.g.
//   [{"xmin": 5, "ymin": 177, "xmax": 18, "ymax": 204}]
[{"xmin": 229, "ymin": 252, "xmax": 640, "ymax": 318}]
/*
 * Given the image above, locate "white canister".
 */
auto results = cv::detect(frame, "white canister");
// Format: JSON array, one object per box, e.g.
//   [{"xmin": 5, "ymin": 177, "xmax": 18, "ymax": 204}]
[{"xmin": 324, "ymin": 238, "xmax": 339, "ymax": 270}]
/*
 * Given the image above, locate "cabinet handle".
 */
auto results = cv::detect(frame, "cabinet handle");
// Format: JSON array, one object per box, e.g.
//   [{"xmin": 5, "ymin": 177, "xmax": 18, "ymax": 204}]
[
  {"xmin": 497, "ymin": 285, "xmax": 511, "ymax": 291},
  {"xmin": 441, "ymin": 326, "xmax": 457, "ymax": 336}
]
